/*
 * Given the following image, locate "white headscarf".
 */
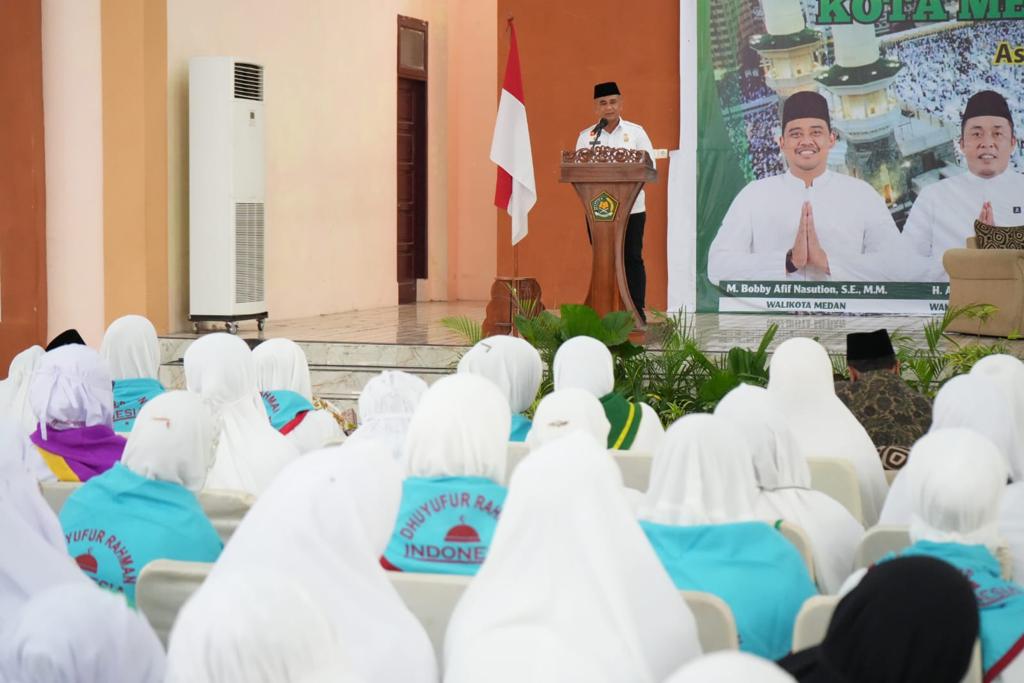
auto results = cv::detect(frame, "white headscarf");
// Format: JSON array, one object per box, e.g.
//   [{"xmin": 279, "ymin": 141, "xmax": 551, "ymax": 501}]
[
  {"xmin": 880, "ymin": 374, "xmax": 1014, "ymax": 526},
  {"xmin": 716, "ymin": 384, "xmax": 864, "ymax": 593},
  {"xmin": 403, "ymin": 373, "xmax": 511, "ymax": 482},
  {"xmin": 0, "ymin": 583, "xmax": 166, "ymax": 683},
  {"xmin": 120, "ymin": 391, "xmax": 215, "ymax": 492},
  {"xmin": 0, "ymin": 345, "xmax": 45, "ymax": 433},
  {"xmin": 526, "ymin": 388, "xmax": 611, "ymax": 449},
  {"xmin": 0, "ymin": 493, "xmax": 88, "ymax": 626},
  {"xmin": 767, "ymin": 337, "xmax": 888, "ymax": 525},
  {"xmin": 184, "ymin": 333, "xmax": 298, "ymax": 495},
  {"xmin": 664, "ymin": 651, "xmax": 797, "ymax": 682},
  {"xmin": 203, "ymin": 444, "xmax": 437, "ymax": 683},
  {"xmin": 639, "ymin": 413, "xmax": 759, "ymax": 526},
  {"xmin": 28, "ymin": 344, "xmax": 114, "ymax": 438},
  {"xmin": 0, "ymin": 419, "xmax": 64, "ymax": 549},
  {"xmin": 969, "ymin": 354, "xmax": 1024, "ymax": 481},
  {"xmin": 167, "ymin": 570, "xmax": 362, "ymax": 683},
  {"xmin": 458, "ymin": 335, "xmax": 543, "ymax": 414},
  {"xmin": 344, "ymin": 370, "xmax": 428, "ymax": 462},
  {"xmin": 252, "ymin": 338, "xmax": 313, "ymax": 400},
  {"xmin": 99, "ymin": 315, "xmax": 160, "ymax": 380},
  {"xmin": 444, "ymin": 432, "xmax": 701, "ymax": 683},
  {"xmin": 906, "ymin": 428, "xmax": 1007, "ymax": 551},
  {"xmin": 552, "ymin": 335, "xmax": 615, "ymax": 397}
]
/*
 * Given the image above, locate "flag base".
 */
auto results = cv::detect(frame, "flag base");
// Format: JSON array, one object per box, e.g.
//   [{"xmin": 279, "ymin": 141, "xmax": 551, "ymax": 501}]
[{"xmin": 482, "ymin": 276, "xmax": 544, "ymax": 337}]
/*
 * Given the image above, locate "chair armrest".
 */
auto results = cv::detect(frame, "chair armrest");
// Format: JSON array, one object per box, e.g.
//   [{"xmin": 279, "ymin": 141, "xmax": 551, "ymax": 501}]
[{"xmin": 943, "ymin": 248, "xmax": 1024, "ymax": 280}]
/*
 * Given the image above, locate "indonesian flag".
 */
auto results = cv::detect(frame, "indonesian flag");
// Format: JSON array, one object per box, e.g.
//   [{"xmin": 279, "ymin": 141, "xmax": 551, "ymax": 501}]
[{"xmin": 490, "ymin": 20, "xmax": 536, "ymax": 245}]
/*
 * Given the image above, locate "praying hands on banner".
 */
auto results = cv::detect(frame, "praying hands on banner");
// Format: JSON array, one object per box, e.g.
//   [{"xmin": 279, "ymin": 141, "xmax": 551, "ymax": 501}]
[{"xmin": 787, "ymin": 202, "xmax": 830, "ymax": 275}]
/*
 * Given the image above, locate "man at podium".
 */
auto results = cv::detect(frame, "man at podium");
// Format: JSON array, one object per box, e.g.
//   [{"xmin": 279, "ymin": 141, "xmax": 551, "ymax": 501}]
[{"xmin": 575, "ymin": 82, "xmax": 655, "ymax": 322}]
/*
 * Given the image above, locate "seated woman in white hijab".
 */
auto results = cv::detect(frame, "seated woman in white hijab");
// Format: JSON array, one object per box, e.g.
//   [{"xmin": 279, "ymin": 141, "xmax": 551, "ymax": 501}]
[
  {"xmin": 167, "ymin": 571, "xmax": 363, "ymax": 683},
  {"xmin": 0, "ymin": 582, "xmax": 166, "ymax": 683},
  {"xmin": 0, "ymin": 344, "xmax": 45, "ymax": 433},
  {"xmin": 457, "ymin": 335, "xmax": 542, "ymax": 442},
  {"xmin": 664, "ymin": 651, "xmax": 796, "ymax": 682},
  {"xmin": 879, "ymin": 373, "xmax": 1015, "ymax": 526},
  {"xmin": 971, "ymin": 354, "xmax": 1024, "ymax": 482},
  {"xmin": 444, "ymin": 432, "xmax": 701, "ymax": 683},
  {"xmin": 252, "ymin": 338, "xmax": 345, "ymax": 453},
  {"xmin": 715, "ymin": 384, "xmax": 863, "ymax": 594},
  {"xmin": 99, "ymin": 314, "xmax": 166, "ymax": 433},
  {"xmin": 638, "ymin": 413, "xmax": 816, "ymax": 661},
  {"xmin": 184, "ymin": 333, "xmax": 299, "ymax": 495},
  {"xmin": 525, "ymin": 387, "xmax": 611, "ymax": 449},
  {"xmin": 767, "ymin": 337, "xmax": 888, "ymax": 525},
  {"xmin": 58, "ymin": 391, "xmax": 223, "ymax": 607},
  {"xmin": 0, "ymin": 419, "xmax": 66, "ymax": 546},
  {"xmin": 344, "ymin": 370, "xmax": 428, "ymax": 462},
  {"xmin": 380, "ymin": 373, "xmax": 510, "ymax": 575},
  {"xmin": 882, "ymin": 429, "xmax": 1024, "ymax": 683},
  {"xmin": 552, "ymin": 335, "xmax": 664, "ymax": 452},
  {"xmin": 188, "ymin": 444, "xmax": 437, "ymax": 683},
  {"xmin": 28, "ymin": 344, "xmax": 126, "ymax": 482},
  {"xmin": 0, "ymin": 439, "xmax": 89, "ymax": 627}
]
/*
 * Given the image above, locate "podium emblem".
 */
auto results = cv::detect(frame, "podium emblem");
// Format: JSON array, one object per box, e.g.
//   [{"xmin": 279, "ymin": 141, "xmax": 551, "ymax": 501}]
[{"xmin": 591, "ymin": 191, "xmax": 619, "ymax": 222}]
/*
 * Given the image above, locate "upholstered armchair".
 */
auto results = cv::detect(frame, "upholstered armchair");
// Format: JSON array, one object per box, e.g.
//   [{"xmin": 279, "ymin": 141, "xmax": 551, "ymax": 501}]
[{"xmin": 943, "ymin": 236, "xmax": 1024, "ymax": 337}]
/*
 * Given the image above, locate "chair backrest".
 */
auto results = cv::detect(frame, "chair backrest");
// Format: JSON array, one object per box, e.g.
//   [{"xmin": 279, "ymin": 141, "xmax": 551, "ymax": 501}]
[
  {"xmin": 39, "ymin": 481, "xmax": 81, "ymax": 514},
  {"xmin": 387, "ymin": 572, "xmax": 471, "ymax": 661},
  {"xmin": 778, "ymin": 521, "xmax": 816, "ymax": 585},
  {"xmin": 853, "ymin": 525, "xmax": 911, "ymax": 569},
  {"xmin": 506, "ymin": 444, "xmax": 653, "ymax": 492},
  {"xmin": 884, "ymin": 469, "xmax": 900, "ymax": 486},
  {"xmin": 680, "ymin": 590, "xmax": 739, "ymax": 652},
  {"xmin": 791, "ymin": 594, "xmax": 839, "ymax": 650},
  {"xmin": 611, "ymin": 451, "xmax": 654, "ymax": 491},
  {"xmin": 806, "ymin": 457, "xmax": 864, "ymax": 523},
  {"xmin": 792, "ymin": 595, "xmax": 982, "ymax": 683},
  {"xmin": 136, "ymin": 559, "xmax": 212, "ymax": 646},
  {"xmin": 196, "ymin": 488, "xmax": 256, "ymax": 544}
]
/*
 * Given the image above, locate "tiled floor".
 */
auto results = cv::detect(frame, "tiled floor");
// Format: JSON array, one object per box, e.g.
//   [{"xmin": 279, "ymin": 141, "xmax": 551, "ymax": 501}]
[{"xmin": 168, "ymin": 303, "xmax": 1021, "ymax": 355}]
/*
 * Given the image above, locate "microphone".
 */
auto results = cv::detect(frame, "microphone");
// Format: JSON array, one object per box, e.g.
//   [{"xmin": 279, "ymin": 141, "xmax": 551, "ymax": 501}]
[{"xmin": 589, "ymin": 118, "xmax": 609, "ymax": 147}]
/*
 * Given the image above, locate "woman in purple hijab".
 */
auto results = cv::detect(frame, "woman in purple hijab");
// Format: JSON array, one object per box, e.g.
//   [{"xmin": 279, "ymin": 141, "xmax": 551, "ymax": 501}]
[{"xmin": 27, "ymin": 345, "xmax": 125, "ymax": 482}]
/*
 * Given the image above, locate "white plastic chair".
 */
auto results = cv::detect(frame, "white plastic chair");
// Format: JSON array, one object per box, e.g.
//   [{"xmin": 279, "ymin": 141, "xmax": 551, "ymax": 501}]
[
  {"xmin": 853, "ymin": 525, "xmax": 911, "ymax": 569},
  {"xmin": 387, "ymin": 572, "xmax": 471, "ymax": 661},
  {"xmin": 39, "ymin": 481, "xmax": 81, "ymax": 514},
  {"xmin": 778, "ymin": 521, "xmax": 816, "ymax": 586},
  {"xmin": 197, "ymin": 489, "xmax": 256, "ymax": 544},
  {"xmin": 611, "ymin": 451, "xmax": 654, "ymax": 491},
  {"xmin": 680, "ymin": 590, "xmax": 739, "ymax": 652},
  {"xmin": 806, "ymin": 457, "xmax": 864, "ymax": 523},
  {"xmin": 792, "ymin": 595, "xmax": 981, "ymax": 683},
  {"xmin": 136, "ymin": 559, "xmax": 212, "ymax": 645}
]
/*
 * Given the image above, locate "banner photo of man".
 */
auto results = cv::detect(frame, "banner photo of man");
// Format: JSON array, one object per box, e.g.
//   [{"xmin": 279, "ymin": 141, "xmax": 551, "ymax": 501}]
[{"xmin": 687, "ymin": 0, "xmax": 1024, "ymax": 314}]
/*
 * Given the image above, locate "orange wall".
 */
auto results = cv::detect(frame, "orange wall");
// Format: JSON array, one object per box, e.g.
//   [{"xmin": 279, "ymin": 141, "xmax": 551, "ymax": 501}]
[
  {"xmin": 495, "ymin": 0, "xmax": 679, "ymax": 311},
  {"xmin": 101, "ymin": 0, "xmax": 169, "ymax": 331}
]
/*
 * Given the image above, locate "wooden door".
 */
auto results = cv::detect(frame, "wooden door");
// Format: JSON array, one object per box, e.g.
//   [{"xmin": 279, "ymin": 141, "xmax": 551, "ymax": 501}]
[
  {"xmin": 397, "ymin": 16, "xmax": 427, "ymax": 305},
  {"xmin": 0, "ymin": 0, "xmax": 47, "ymax": 368}
]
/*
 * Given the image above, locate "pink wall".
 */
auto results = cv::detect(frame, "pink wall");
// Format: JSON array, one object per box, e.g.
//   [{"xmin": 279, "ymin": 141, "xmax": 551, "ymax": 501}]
[{"xmin": 41, "ymin": 0, "xmax": 105, "ymax": 345}]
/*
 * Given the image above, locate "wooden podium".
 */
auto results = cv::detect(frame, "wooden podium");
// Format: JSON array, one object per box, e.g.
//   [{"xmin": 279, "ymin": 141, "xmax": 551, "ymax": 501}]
[{"xmin": 560, "ymin": 146, "xmax": 657, "ymax": 331}]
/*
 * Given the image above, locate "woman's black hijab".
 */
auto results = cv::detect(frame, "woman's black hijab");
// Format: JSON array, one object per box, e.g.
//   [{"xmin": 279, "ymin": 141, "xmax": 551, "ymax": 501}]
[
  {"xmin": 45, "ymin": 329, "xmax": 86, "ymax": 351},
  {"xmin": 779, "ymin": 556, "xmax": 978, "ymax": 683}
]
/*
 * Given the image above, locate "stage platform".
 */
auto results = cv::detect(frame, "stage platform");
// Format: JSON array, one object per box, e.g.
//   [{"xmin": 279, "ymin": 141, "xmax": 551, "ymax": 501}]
[{"xmin": 158, "ymin": 302, "xmax": 1017, "ymax": 409}]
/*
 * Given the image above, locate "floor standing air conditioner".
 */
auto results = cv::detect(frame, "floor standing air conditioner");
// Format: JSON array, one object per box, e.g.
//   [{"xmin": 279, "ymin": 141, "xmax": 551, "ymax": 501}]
[{"xmin": 188, "ymin": 57, "xmax": 267, "ymax": 333}]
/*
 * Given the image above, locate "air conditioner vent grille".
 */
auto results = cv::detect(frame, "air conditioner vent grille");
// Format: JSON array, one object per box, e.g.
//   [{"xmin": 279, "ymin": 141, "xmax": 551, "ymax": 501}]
[
  {"xmin": 234, "ymin": 63, "xmax": 263, "ymax": 101},
  {"xmin": 235, "ymin": 202, "xmax": 265, "ymax": 304}
]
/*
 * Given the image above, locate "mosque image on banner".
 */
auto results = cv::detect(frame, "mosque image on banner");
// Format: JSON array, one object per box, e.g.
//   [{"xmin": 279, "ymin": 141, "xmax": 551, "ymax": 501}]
[{"xmin": 690, "ymin": 0, "xmax": 1024, "ymax": 314}]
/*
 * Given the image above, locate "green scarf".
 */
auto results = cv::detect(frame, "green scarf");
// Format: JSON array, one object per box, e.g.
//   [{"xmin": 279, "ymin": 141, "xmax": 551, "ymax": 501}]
[{"xmin": 599, "ymin": 392, "xmax": 642, "ymax": 450}]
